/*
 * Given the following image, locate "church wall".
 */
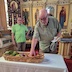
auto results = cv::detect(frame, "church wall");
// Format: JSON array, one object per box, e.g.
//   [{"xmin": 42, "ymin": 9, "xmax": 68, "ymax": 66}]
[
  {"xmin": 0, "ymin": 0, "xmax": 72, "ymax": 33},
  {"xmin": 47, "ymin": 0, "xmax": 72, "ymax": 33}
]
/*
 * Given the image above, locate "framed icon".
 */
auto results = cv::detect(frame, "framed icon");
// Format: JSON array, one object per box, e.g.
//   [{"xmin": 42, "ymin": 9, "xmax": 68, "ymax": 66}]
[
  {"xmin": 57, "ymin": 5, "xmax": 69, "ymax": 28},
  {"xmin": 33, "ymin": 7, "xmax": 43, "ymax": 26},
  {"xmin": 10, "ymin": 1, "xmax": 18, "ymax": 11},
  {"xmin": 22, "ymin": 8, "xmax": 29, "ymax": 25}
]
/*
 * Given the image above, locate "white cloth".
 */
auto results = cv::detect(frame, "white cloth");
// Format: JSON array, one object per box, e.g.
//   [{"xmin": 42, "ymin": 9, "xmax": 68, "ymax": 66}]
[
  {"xmin": 0, "ymin": 54, "xmax": 68, "ymax": 72},
  {"xmin": 51, "ymin": 37, "xmax": 60, "ymax": 43}
]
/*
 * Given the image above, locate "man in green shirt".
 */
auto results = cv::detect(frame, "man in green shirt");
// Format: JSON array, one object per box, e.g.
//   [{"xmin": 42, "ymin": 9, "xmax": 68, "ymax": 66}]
[
  {"xmin": 29, "ymin": 9, "xmax": 61, "ymax": 56},
  {"xmin": 12, "ymin": 17, "xmax": 29, "ymax": 51}
]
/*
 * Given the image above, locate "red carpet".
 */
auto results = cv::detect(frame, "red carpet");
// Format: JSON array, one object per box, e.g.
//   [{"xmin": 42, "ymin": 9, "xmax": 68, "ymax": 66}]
[{"xmin": 64, "ymin": 58, "xmax": 72, "ymax": 72}]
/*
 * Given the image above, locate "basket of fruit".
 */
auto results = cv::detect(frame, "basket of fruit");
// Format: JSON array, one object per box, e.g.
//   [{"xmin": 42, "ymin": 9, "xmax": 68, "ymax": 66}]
[{"xmin": 3, "ymin": 50, "xmax": 44, "ymax": 63}]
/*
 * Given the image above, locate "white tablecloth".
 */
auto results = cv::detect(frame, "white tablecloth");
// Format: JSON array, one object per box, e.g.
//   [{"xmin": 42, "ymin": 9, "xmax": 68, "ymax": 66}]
[{"xmin": 0, "ymin": 54, "xmax": 68, "ymax": 72}]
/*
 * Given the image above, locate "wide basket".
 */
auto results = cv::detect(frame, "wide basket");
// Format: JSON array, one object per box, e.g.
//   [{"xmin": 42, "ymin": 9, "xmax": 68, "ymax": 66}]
[{"xmin": 3, "ymin": 52, "xmax": 44, "ymax": 63}]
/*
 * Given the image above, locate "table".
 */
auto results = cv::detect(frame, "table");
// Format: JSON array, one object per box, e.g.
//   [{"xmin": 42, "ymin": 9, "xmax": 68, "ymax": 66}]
[
  {"xmin": 0, "ymin": 54, "xmax": 68, "ymax": 72},
  {"xmin": 58, "ymin": 38, "xmax": 72, "ymax": 58}
]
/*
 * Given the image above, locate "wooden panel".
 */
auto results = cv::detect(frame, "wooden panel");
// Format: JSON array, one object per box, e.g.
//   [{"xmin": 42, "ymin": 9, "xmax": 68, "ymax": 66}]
[
  {"xmin": 58, "ymin": 42, "xmax": 72, "ymax": 59},
  {"xmin": 0, "ymin": 0, "xmax": 7, "ymax": 30}
]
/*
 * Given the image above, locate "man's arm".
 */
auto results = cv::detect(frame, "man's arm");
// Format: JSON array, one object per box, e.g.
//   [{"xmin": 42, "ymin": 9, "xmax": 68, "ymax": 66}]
[
  {"xmin": 56, "ymin": 20, "xmax": 62, "ymax": 38},
  {"xmin": 26, "ymin": 30, "xmax": 30, "ymax": 36},
  {"xmin": 53, "ymin": 17, "xmax": 62, "ymax": 37},
  {"xmin": 57, "ymin": 30, "xmax": 61, "ymax": 37},
  {"xmin": 26, "ymin": 30, "xmax": 31, "ymax": 39},
  {"xmin": 11, "ymin": 25, "xmax": 16, "ymax": 46},
  {"xmin": 53, "ymin": 17, "xmax": 62, "ymax": 40},
  {"xmin": 12, "ymin": 33, "xmax": 16, "ymax": 45},
  {"xmin": 29, "ymin": 38, "xmax": 38, "ymax": 56},
  {"xmin": 29, "ymin": 22, "xmax": 40, "ymax": 56}
]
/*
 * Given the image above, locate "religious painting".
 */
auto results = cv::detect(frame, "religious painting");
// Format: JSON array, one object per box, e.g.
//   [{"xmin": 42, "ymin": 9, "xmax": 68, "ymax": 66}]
[
  {"xmin": 33, "ymin": 7, "xmax": 43, "ymax": 26},
  {"xmin": 22, "ymin": 8, "xmax": 29, "ymax": 26},
  {"xmin": 68, "ymin": 4, "xmax": 72, "ymax": 31},
  {"xmin": 57, "ymin": 5, "xmax": 69, "ymax": 28},
  {"xmin": 10, "ymin": 1, "xmax": 18, "ymax": 12},
  {"xmin": 7, "ymin": 0, "xmax": 21, "ymax": 26},
  {"xmin": 35, "ymin": 9, "xmax": 39, "ymax": 24}
]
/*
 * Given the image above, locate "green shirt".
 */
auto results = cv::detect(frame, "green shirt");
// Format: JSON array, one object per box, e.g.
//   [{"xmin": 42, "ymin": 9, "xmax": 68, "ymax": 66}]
[
  {"xmin": 12, "ymin": 24, "xmax": 28, "ymax": 43},
  {"xmin": 33, "ymin": 16, "xmax": 61, "ymax": 52}
]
